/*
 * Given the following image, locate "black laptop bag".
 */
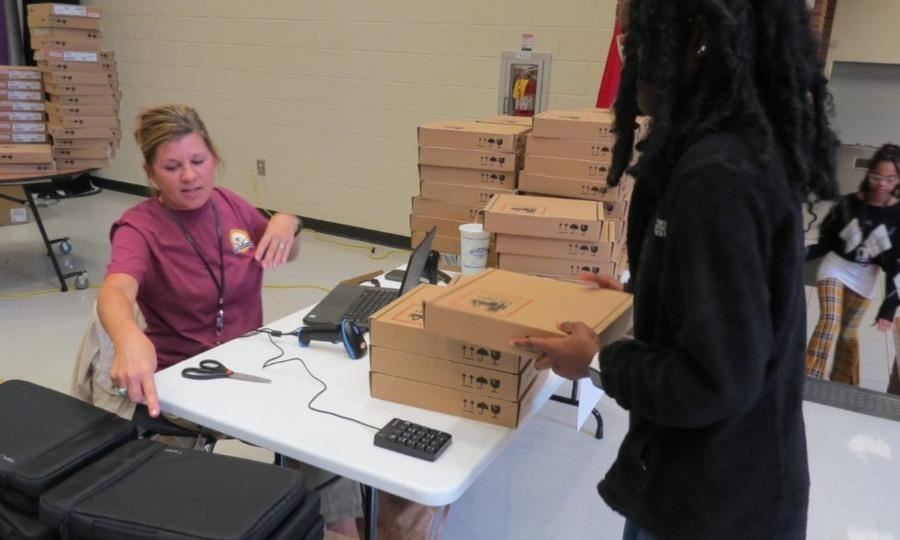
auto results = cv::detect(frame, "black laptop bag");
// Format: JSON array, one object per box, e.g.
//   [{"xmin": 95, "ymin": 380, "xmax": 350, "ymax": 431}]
[
  {"xmin": 40, "ymin": 439, "xmax": 323, "ymax": 540},
  {"xmin": 0, "ymin": 500, "xmax": 57, "ymax": 540},
  {"xmin": 0, "ymin": 380, "xmax": 136, "ymax": 514}
]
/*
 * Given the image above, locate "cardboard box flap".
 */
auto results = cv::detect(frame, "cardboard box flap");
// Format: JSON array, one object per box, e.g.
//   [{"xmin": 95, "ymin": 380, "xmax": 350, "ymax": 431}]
[{"xmin": 422, "ymin": 268, "xmax": 633, "ymax": 348}]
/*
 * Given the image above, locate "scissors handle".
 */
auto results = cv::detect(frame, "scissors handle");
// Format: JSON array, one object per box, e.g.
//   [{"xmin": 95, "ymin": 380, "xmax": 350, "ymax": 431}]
[{"xmin": 181, "ymin": 360, "xmax": 231, "ymax": 380}]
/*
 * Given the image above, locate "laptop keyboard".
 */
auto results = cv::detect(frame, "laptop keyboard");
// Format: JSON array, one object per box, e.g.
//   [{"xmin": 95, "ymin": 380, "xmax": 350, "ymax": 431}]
[{"xmin": 344, "ymin": 288, "xmax": 399, "ymax": 324}]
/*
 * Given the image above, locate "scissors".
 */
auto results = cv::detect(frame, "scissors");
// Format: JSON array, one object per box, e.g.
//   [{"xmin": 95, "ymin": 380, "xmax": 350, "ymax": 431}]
[{"xmin": 181, "ymin": 360, "xmax": 271, "ymax": 383}]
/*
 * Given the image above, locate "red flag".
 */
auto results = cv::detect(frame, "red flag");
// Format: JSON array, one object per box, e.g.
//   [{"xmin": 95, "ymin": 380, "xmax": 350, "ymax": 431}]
[{"xmin": 596, "ymin": 21, "xmax": 624, "ymax": 109}]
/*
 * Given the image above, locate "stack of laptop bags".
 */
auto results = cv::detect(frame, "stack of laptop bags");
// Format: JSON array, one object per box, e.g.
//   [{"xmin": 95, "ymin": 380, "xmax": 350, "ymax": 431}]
[
  {"xmin": 0, "ymin": 380, "xmax": 136, "ymax": 539},
  {"xmin": 39, "ymin": 440, "xmax": 323, "ymax": 540},
  {"xmin": 1, "ymin": 381, "xmax": 323, "ymax": 540}
]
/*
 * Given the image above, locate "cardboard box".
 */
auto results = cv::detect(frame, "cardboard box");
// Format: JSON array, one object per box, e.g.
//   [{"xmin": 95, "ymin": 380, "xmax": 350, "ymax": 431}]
[
  {"xmin": 0, "ymin": 186, "xmax": 29, "ymax": 225},
  {"xmin": 0, "ymin": 101, "xmax": 45, "ymax": 112},
  {"xmin": 418, "ymin": 165, "xmax": 516, "ymax": 189},
  {"xmin": 370, "ymin": 346, "xmax": 536, "ymax": 401},
  {"xmin": 47, "ymin": 115, "xmax": 118, "ymax": 129},
  {"xmin": 519, "ymin": 172, "xmax": 626, "ymax": 203},
  {"xmin": 477, "ymin": 115, "xmax": 533, "ymax": 127},
  {"xmin": 30, "ymin": 27, "xmax": 101, "ymax": 40},
  {"xmin": 412, "ymin": 196, "xmax": 485, "ymax": 222},
  {"xmin": 422, "ymin": 268, "xmax": 633, "ymax": 353},
  {"xmin": 495, "ymin": 234, "xmax": 618, "ymax": 262},
  {"xmin": 0, "ymin": 144, "xmax": 52, "ymax": 164},
  {"xmin": 418, "ymin": 146, "xmax": 521, "ymax": 172},
  {"xmin": 484, "ymin": 194, "xmax": 603, "ymax": 241},
  {"xmin": 51, "ymin": 145, "xmax": 111, "ymax": 159},
  {"xmin": 532, "ymin": 110, "xmax": 615, "ymax": 141},
  {"xmin": 47, "ymin": 103, "xmax": 114, "ymax": 117},
  {"xmin": 526, "ymin": 135, "xmax": 614, "ymax": 162},
  {"xmin": 525, "ymin": 155, "xmax": 610, "ymax": 182},
  {"xmin": 0, "ymin": 111, "xmax": 44, "ymax": 122},
  {"xmin": 369, "ymin": 284, "xmax": 537, "ymax": 373},
  {"xmin": 409, "ymin": 213, "xmax": 468, "ymax": 238},
  {"xmin": 49, "ymin": 94, "xmax": 119, "ymax": 107},
  {"xmin": 0, "ymin": 132, "xmax": 47, "ymax": 143},
  {"xmin": 0, "ymin": 80, "xmax": 42, "ymax": 91},
  {"xmin": 32, "ymin": 37, "xmax": 103, "ymax": 51},
  {"xmin": 38, "ymin": 60, "xmax": 116, "ymax": 73},
  {"xmin": 411, "ymin": 230, "xmax": 461, "ymax": 255},
  {"xmin": 370, "ymin": 372, "xmax": 542, "ymax": 428},
  {"xmin": 0, "ymin": 67, "xmax": 42, "ymax": 80},
  {"xmin": 420, "ymin": 181, "xmax": 514, "ymax": 207},
  {"xmin": 0, "ymin": 122, "xmax": 45, "ymax": 133},
  {"xmin": 51, "ymin": 137, "xmax": 115, "ymax": 149},
  {"xmin": 27, "ymin": 4, "xmax": 103, "ymax": 19},
  {"xmin": 44, "ymin": 82, "xmax": 116, "ymax": 96},
  {"xmin": 36, "ymin": 49, "xmax": 114, "ymax": 63},
  {"xmin": 27, "ymin": 14, "xmax": 102, "ymax": 31},
  {"xmin": 498, "ymin": 253, "xmax": 615, "ymax": 279},
  {"xmin": 55, "ymin": 157, "xmax": 109, "ymax": 169},
  {"xmin": 44, "ymin": 71, "xmax": 116, "ymax": 85},
  {"xmin": 0, "ymin": 162, "xmax": 57, "ymax": 174},
  {"xmin": 3, "ymin": 90, "xmax": 42, "ymax": 102},
  {"xmin": 49, "ymin": 124, "xmax": 119, "ymax": 139},
  {"xmin": 418, "ymin": 121, "xmax": 530, "ymax": 153}
]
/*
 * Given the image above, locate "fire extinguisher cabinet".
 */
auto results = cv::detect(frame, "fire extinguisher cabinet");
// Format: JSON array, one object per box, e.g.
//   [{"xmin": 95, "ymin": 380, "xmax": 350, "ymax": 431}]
[{"xmin": 497, "ymin": 51, "xmax": 552, "ymax": 117}]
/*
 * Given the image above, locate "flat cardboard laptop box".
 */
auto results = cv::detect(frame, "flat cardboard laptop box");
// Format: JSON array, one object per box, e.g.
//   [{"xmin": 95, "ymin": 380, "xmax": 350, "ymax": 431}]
[
  {"xmin": 369, "ymin": 284, "xmax": 538, "ymax": 374},
  {"xmin": 477, "ymin": 115, "xmax": 534, "ymax": 127},
  {"xmin": 27, "ymin": 15, "xmax": 102, "ymax": 31},
  {"xmin": 419, "ymin": 165, "xmax": 516, "ymax": 189},
  {"xmin": 0, "ymin": 101, "xmax": 46, "ymax": 112},
  {"xmin": 36, "ymin": 49, "xmax": 114, "ymax": 63},
  {"xmin": 495, "ymin": 234, "xmax": 617, "ymax": 262},
  {"xmin": 47, "ymin": 115, "xmax": 119, "ymax": 129},
  {"xmin": 0, "ymin": 144, "xmax": 53, "ymax": 164},
  {"xmin": 32, "ymin": 37, "xmax": 103, "ymax": 51},
  {"xmin": 483, "ymin": 194, "xmax": 604, "ymax": 241},
  {"xmin": 3, "ymin": 90, "xmax": 42, "ymax": 102},
  {"xmin": 49, "ymin": 125, "xmax": 119, "ymax": 139},
  {"xmin": 47, "ymin": 103, "xmax": 114, "ymax": 117},
  {"xmin": 411, "ymin": 230, "xmax": 462, "ymax": 256},
  {"xmin": 49, "ymin": 94, "xmax": 120, "ymax": 108},
  {"xmin": 0, "ymin": 133, "xmax": 47, "ymax": 143},
  {"xmin": 525, "ymin": 155, "xmax": 611, "ymax": 182},
  {"xmin": 55, "ymin": 157, "xmax": 109, "ymax": 170},
  {"xmin": 0, "ymin": 111, "xmax": 44, "ymax": 122},
  {"xmin": 370, "ymin": 372, "xmax": 543, "ymax": 428},
  {"xmin": 51, "ymin": 145, "xmax": 111, "ymax": 160},
  {"xmin": 38, "ymin": 60, "xmax": 117, "ymax": 73},
  {"xmin": 526, "ymin": 135, "xmax": 614, "ymax": 163},
  {"xmin": 418, "ymin": 146, "xmax": 521, "ymax": 172},
  {"xmin": 27, "ymin": 3, "xmax": 103, "ymax": 19},
  {"xmin": 418, "ymin": 120, "xmax": 530, "ymax": 153},
  {"xmin": 498, "ymin": 253, "xmax": 615, "ymax": 280},
  {"xmin": 0, "ymin": 67, "xmax": 42, "ymax": 80},
  {"xmin": 370, "ymin": 346, "xmax": 537, "ymax": 402},
  {"xmin": 44, "ymin": 82, "xmax": 116, "ymax": 96},
  {"xmin": 532, "ymin": 110, "xmax": 615, "ymax": 141},
  {"xmin": 422, "ymin": 268, "xmax": 633, "ymax": 354},
  {"xmin": 0, "ymin": 80, "xmax": 42, "ymax": 91},
  {"xmin": 52, "ymin": 137, "xmax": 115, "ymax": 149},
  {"xmin": 409, "ymin": 213, "xmax": 468, "ymax": 238},
  {"xmin": 419, "ymin": 181, "xmax": 514, "ymax": 207},
  {"xmin": 30, "ymin": 27, "xmax": 102, "ymax": 40},
  {"xmin": 412, "ymin": 196, "xmax": 485, "ymax": 222},
  {"xmin": 44, "ymin": 71, "xmax": 117, "ymax": 85},
  {"xmin": 518, "ymin": 172, "xmax": 624, "ymax": 203},
  {"xmin": 0, "ymin": 162, "xmax": 57, "ymax": 174},
  {"xmin": 0, "ymin": 122, "xmax": 45, "ymax": 133}
]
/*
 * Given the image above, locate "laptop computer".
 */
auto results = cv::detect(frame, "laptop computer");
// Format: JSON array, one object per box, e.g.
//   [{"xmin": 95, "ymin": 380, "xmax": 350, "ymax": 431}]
[{"xmin": 302, "ymin": 227, "xmax": 438, "ymax": 329}]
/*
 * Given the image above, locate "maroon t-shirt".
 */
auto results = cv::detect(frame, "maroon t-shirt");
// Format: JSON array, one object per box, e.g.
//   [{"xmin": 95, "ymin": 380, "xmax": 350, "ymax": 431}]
[{"xmin": 106, "ymin": 188, "xmax": 269, "ymax": 370}]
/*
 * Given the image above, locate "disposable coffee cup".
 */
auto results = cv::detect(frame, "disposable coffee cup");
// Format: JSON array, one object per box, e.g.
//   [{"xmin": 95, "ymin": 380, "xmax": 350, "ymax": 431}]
[{"xmin": 459, "ymin": 223, "xmax": 491, "ymax": 275}]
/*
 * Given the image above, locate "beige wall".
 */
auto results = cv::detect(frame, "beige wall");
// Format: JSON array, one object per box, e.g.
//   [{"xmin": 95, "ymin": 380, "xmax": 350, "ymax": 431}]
[
  {"xmin": 827, "ymin": 0, "xmax": 900, "ymax": 69},
  {"xmin": 87, "ymin": 0, "xmax": 616, "ymax": 235}
]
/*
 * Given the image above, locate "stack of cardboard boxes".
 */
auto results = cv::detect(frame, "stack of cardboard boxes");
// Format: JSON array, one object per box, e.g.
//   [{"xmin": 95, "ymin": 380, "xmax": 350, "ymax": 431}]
[
  {"xmin": 369, "ymin": 269, "xmax": 633, "ymax": 428},
  {"xmin": 0, "ymin": 66, "xmax": 49, "ymax": 148},
  {"xmin": 412, "ymin": 119, "xmax": 531, "ymax": 269},
  {"xmin": 27, "ymin": 3, "xmax": 121, "ymax": 171},
  {"xmin": 485, "ymin": 193, "xmax": 622, "ymax": 282}
]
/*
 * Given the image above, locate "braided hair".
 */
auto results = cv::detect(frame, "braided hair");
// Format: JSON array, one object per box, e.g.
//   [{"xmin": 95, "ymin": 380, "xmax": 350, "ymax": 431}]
[{"xmin": 609, "ymin": 0, "xmax": 838, "ymax": 203}]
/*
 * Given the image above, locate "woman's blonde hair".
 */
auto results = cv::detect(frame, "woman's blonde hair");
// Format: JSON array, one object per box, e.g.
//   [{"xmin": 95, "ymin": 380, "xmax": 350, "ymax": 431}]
[{"xmin": 134, "ymin": 104, "xmax": 220, "ymax": 166}]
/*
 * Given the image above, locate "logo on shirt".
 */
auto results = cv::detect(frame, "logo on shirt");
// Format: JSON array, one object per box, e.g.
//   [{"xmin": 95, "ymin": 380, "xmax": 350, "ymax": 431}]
[
  {"xmin": 654, "ymin": 219, "xmax": 667, "ymax": 238},
  {"xmin": 840, "ymin": 219, "xmax": 893, "ymax": 263},
  {"xmin": 229, "ymin": 229, "xmax": 254, "ymax": 255}
]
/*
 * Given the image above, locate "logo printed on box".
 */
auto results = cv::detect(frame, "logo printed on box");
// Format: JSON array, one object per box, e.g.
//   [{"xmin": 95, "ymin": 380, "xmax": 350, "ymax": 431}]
[{"xmin": 451, "ymin": 290, "xmax": 532, "ymax": 317}]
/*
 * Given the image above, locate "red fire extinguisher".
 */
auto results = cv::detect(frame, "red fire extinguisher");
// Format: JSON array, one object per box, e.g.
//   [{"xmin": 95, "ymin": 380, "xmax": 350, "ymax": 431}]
[{"xmin": 512, "ymin": 67, "xmax": 537, "ymax": 117}]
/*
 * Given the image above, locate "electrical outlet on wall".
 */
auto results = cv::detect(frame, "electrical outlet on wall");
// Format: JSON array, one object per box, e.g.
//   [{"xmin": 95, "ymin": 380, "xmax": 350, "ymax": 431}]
[{"xmin": 256, "ymin": 159, "xmax": 266, "ymax": 176}]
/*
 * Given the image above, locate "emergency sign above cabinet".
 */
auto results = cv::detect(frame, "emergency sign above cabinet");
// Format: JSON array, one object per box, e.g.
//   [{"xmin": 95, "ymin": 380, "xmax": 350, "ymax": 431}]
[{"xmin": 497, "ymin": 51, "xmax": 552, "ymax": 118}]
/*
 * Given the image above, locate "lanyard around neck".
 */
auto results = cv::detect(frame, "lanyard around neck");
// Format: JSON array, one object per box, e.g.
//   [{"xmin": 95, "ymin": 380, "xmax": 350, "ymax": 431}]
[{"xmin": 165, "ymin": 202, "xmax": 226, "ymax": 336}]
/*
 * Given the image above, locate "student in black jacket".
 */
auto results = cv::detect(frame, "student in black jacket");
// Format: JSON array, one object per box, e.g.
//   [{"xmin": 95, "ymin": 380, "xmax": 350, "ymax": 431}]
[
  {"xmin": 805, "ymin": 144, "xmax": 900, "ymax": 385},
  {"xmin": 512, "ymin": 1, "xmax": 838, "ymax": 539}
]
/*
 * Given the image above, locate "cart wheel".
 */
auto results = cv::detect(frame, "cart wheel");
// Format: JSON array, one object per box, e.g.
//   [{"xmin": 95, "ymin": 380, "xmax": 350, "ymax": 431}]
[
  {"xmin": 74, "ymin": 273, "xmax": 89, "ymax": 290},
  {"xmin": 59, "ymin": 240, "xmax": 72, "ymax": 255}
]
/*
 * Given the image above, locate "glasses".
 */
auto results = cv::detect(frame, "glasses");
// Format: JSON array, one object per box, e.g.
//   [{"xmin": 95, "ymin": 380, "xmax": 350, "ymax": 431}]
[{"xmin": 868, "ymin": 173, "xmax": 900, "ymax": 184}]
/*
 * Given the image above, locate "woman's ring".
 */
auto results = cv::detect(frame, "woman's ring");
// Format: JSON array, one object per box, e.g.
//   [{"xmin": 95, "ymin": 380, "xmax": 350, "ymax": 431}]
[{"xmin": 116, "ymin": 387, "xmax": 128, "ymax": 397}]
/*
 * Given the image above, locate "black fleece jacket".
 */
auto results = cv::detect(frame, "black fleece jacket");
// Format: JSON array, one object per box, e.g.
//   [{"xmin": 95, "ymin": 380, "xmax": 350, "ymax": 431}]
[{"xmin": 598, "ymin": 131, "xmax": 809, "ymax": 540}]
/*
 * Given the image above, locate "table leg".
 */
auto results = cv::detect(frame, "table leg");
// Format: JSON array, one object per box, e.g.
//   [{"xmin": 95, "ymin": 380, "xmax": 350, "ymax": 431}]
[
  {"xmin": 363, "ymin": 485, "xmax": 378, "ymax": 540},
  {"xmin": 23, "ymin": 186, "xmax": 70, "ymax": 292}
]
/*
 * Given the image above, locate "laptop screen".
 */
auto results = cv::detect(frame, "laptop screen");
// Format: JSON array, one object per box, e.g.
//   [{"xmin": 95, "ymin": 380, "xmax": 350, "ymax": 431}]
[{"xmin": 399, "ymin": 226, "xmax": 438, "ymax": 294}]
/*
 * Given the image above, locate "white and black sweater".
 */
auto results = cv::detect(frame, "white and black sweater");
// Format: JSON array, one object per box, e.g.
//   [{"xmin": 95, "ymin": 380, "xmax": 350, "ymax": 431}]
[{"xmin": 807, "ymin": 194, "xmax": 900, "ymax": 321}]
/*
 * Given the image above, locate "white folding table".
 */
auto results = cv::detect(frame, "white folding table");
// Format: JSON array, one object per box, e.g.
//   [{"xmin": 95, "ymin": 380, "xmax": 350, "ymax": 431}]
[{"xmin": 154, "ymin": 280, "xmax": 566, "ymax": 539}]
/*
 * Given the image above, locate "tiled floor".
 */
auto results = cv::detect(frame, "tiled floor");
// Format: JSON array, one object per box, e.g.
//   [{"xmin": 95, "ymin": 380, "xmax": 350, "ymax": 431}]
[{"xmin": 2, "ymin": 190, "xmax": 899, "ymax": 539}]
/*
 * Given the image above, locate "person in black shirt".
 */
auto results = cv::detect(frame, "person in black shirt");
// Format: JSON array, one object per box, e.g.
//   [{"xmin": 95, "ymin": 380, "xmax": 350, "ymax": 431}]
[
  {"xmin": 806, "ymin": 144, "xmax": 900, "ymax": 385},
  {"xmin": 512, "ymin": 0, "xmax": 837, "ymax": 538}
]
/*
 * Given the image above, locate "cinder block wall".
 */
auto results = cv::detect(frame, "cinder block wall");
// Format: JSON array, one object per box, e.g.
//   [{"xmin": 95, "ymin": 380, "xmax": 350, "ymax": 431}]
[{"xmin": 87, "ymin": 0, "xmax": 616, "ymax": 235}]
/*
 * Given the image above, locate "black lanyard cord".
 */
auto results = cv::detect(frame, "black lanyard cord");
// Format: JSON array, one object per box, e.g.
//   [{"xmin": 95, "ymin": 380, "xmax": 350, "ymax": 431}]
[{"xmin": 166, "ymin": 202, "xmax": 226, "ymax": 335}]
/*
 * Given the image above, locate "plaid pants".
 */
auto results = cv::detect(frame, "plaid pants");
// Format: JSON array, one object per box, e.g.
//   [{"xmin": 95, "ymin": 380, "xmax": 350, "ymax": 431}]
[{"xmin": 806, "ymin": 278, "xmax": 870, "ymax": 385}]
